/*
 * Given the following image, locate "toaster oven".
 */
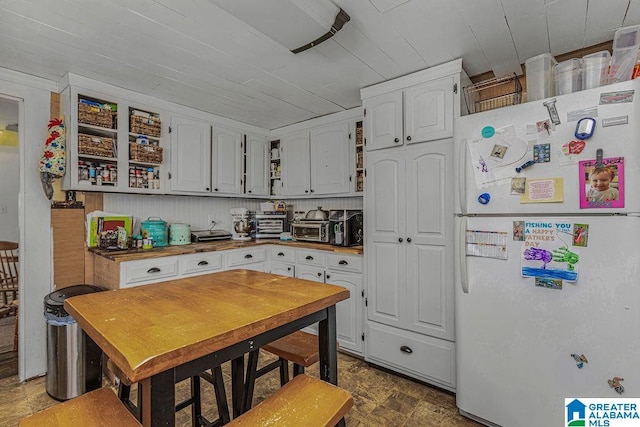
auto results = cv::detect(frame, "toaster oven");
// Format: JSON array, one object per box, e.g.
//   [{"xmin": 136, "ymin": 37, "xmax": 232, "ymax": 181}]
[{"xmin": 291, "ymin": 221, "xmax": 330, "ymax": 243}]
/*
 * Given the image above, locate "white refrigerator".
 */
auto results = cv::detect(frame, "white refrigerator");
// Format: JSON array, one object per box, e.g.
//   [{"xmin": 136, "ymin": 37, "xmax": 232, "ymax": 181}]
[{"xmin": 454, "ymin": 78, "xmax": 640, "ymax": 426}]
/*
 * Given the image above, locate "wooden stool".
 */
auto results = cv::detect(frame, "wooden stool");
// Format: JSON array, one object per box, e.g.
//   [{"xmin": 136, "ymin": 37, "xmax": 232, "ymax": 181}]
[
  {"xmin": 117, "ymin": 365, "xmax": 230, "ymax": 426},
  {"xmin": 243, "ymin": 330, "xmax": 332, "ymax": 412},
  {"xmin": 19, "ymin": 387, "xmax": 141, "ymax": 427},
  {"xmin": 228, "ymin": 374, "xmax": 353, "ymax": 426}
]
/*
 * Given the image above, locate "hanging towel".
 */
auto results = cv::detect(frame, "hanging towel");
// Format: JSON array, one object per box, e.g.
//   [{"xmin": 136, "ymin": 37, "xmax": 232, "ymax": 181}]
[{"xmin": 39, "ymin": 118, "xmax": 66, "ymax": 200}]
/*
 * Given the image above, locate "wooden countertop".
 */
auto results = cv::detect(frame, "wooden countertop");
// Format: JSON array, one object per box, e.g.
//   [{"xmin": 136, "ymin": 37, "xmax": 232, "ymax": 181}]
[{"xmin": 90, "ymin": 239, "xmax": 363, "ymax": 262}]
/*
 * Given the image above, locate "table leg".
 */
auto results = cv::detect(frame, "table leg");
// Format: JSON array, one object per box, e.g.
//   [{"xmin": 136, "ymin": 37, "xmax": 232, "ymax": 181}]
[
  {"xmin": 140, "ymin": 369, "xmax": 175, "ymax": 427},
  {"xmin": 318, "ymin": 304, "xmax": 338, "ymax": 385},
  {"xmin": 231, "ymin": 356, "xmax": 245, "ymax": 418}
]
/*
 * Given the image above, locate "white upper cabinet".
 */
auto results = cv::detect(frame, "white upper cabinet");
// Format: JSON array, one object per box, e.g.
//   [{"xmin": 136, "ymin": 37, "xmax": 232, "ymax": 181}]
[
  {"xmin": 245, "ymin": 132, "xmax": 269, "ymax": 196},
  {"xmin": 310, "ymin": 122, "xmax": 351, "ymax": 195},
  {"xmin": 169, "ymin": 115, "xmax": 211, "ymax": 193},
  {"xmin": 212, "ymin": 125, "xmax": 242, "ymax": 194},
  {"xmin": 281, "ymin": 131, "xmax": 311, "ymax": 196},
  {"xmin": 364, "ymin": 76, "xmax": 454, "ymax": 151}
]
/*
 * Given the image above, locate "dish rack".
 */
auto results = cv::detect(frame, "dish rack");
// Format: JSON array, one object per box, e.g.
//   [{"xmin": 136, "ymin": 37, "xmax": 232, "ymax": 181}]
[{"xmin": 464, "ymin": 73, "xmax": 522, "ymax": 114}]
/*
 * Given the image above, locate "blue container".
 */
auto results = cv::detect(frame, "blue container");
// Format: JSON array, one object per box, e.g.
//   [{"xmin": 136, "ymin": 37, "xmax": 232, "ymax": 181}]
[{"xmin": 140, "ymin": 217, "xmax": 168, "ymax": 247}]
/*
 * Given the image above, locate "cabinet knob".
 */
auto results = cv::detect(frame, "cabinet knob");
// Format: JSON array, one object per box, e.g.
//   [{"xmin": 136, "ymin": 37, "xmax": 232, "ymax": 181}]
[
  {"xmin": 326, "ymin": 274, "xmax": 331, "ymax": 279},
  {"xmin": 305, "ymin": 190, "xmax": 309, "ymax": 193},
  {"xmin": 206, "ymin": 187, "xmax": 210, "ymax": 191},
  {"xmin": 248, "ymin": 190, "xmax": 252, "ymax": 193},
  {"xmin": 317, "ymin": 272, "xmax": 322, "ymax": 277},
  {"xmin": 400, "ymin": 345, "xmax": 413, "ymax": 354},
  {"xmin": 398, "ymin": 238, "xmax": 403, "ymax": 243},
  {"xmin": 244, "ymin": 254, "xmax": 253, "ymax": 259},
  {"xmin": 394, "ymin": 137, "xmax": 399, "ymax": 143},
  {"xmin": 197, "ymin": 261, "xmax": 209, "ymax": 266},
  {"xmin": 214, "ymin": 188, "xmax": 219, "ymax": 192},
  {"xmin": 310, "ymin": 189, "xmax": 314, "ymax": 193},
  {"xmin": 306, "ymin": 255, "xmax": 314, "ymax": 260},
  {"xmin": 287, "ymin": 267, "xmax": 292, "ymax": 271},
  {"xmin": 147, "ymin": 267, "xmax": 161, "ymax": 274},
  {"xmin": 406, "ymin": 135, "xmax": 412, "ymax": 141},
  {"xmin": 407, "ymin": 238, "xmax": 412, "ymax": 243},
  {"xmin": 277, "ymin": 252, "xmax": 285, "ymax": 257}
]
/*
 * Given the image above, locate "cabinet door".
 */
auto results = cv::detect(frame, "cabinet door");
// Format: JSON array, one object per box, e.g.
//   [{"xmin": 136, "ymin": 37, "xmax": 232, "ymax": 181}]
[
  {"xmin": 364, "ymin": 91, "xmax": 403, "ymax": 151},
  {"xmin": 405, "ymin": 141, "xmax": 454, "ymax": 340},
  {"xmin": 325, "ymin": 272, "xmax": 363, "ymax": 355},
  {"xmin": 365, "ymin": 149, "xmax": 406, "ymax": 328},
  {"xmin": 295, "ymin": 264, "xmax": 325, "ymax": 283},
  {"xmin": 245, "ymin": 132, "xmax": 269, "ymax": 196},
  {"xmin": 212, "ymin": 125, "xmax": 242, "ymax": 194},
  {"xmin": 169, "ymin": 115, "xmax": 211, "ymax": 192},
  {"xmin": 404, "ymin": 76, "xmax": 454, "ymax": 144},
  {"xmin": 310, "ymin": 122, "xmax": 350, "ymax": 195},
  {"xmin": 270, "ymin": 261, "xmax": 295, "ymax": 277},
  {"xmin": 281, "ymin": 131, "xmax": 311, "ymax": 196}
]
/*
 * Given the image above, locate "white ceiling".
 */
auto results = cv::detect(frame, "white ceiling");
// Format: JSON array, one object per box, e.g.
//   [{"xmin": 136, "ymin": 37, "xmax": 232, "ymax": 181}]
[{"xmin": 1, "ymin": 0, "xmax": 639, "ymax": 130}]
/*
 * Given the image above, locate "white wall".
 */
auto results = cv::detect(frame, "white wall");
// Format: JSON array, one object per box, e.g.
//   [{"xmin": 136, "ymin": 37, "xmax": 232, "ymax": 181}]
[
  {"xmin": 104, "ymin": 194, "xmax": 363, "ymax": 233},
  {"xmin": 0, "ymin": 68, "xmax": 57, "ymax": 381}
]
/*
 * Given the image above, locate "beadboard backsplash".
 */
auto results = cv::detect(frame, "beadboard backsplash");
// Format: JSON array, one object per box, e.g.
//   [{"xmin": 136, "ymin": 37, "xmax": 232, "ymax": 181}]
[{"xmin": 104, "ymin": 194, "xmax": 363, "ymax": 234}]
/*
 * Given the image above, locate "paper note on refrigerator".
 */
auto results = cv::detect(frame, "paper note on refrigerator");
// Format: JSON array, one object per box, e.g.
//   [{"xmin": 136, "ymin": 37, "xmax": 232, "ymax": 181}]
[
  {"xmin": 465, "ymin": 230, "xmax": 508, "ymax": 260},
  {"xmin": 520, "ymin": 178, "xmax": 564, "ymax": 203},
  {"xmin": 521, "ymin": 221, "xmax": 579, "ymax": 282}
]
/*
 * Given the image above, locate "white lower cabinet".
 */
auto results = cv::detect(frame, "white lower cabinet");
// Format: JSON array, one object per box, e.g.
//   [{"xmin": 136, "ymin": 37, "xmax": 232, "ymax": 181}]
[
  {"xmin": 225, "ymin": 247, "xmax": 266, "ymax": 272},
  {"xmin": 366, "ymin": 321, "xmax": 455, "ymax": 391},
  {"xmin": 180, "ymin": 252, "xmax": 223, "ymax": 276},
  {"xmin": 120, "ymin": 256, "xmax": 180, "ymax": 288}
]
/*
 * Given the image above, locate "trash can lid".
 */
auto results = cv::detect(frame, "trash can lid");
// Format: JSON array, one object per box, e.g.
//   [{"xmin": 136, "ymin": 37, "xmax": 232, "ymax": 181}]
[{"xmin": 44, "ymin": 284, "xmax": 104, "ymax": 317}]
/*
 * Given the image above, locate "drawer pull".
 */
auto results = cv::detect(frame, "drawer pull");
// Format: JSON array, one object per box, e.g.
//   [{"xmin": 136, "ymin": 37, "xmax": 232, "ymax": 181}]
[
  {"xmin": 147, "ymin": 267, "xmax": 161, "ymax": 274},
  {"xmin": 305, "ymin": 255, "xmax": 314, "ymax": 260},
  {"xmin": 338, "ymin": 260, "xmax": 348, "ymax": 265},
  {"xmin": 197, "ymin": 261, "xmax": 209, "ymax": 266},
  {"xmin": 244, "ymin": 254, "xmax": 253, "ymax": 259},
  {"xmin": 277, "ymin": 252, "xmax": 285, "ymax": 257},
  {"xmin": 400, "ymin": 345, "xmax": 413, "ymax": 354}
]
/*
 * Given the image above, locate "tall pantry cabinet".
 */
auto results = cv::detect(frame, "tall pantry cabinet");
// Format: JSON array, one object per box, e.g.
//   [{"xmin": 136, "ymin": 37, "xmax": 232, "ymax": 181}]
[{"xmin": 361, "ymin": 59, "xmax": 463, "ymax": 392}]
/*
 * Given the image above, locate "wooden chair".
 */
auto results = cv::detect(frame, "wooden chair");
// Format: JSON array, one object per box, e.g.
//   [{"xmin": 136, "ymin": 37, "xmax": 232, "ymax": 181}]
[
  {"xmin": 0, "ymin": 241, "xmax": 18, "ymax": 352},
  {"xmin": 19, "ymin": 387, "xmax": 142, "ymax": 427},
  {"xmin": 228, "ymin": 374, "xmax": 353, "ymax": 427},
  {"xmin": 243, "ymin": 330, "xmax": 334, "ymax": 412}
]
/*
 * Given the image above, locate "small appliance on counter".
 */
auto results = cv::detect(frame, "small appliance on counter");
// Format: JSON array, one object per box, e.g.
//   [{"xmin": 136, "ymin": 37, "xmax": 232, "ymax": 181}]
[
  {"xmin": 190, "ymin": 229, "xmax": 232, "ymax": 242},
  {"xmin": 291, "ymin": 207, "xmax": 330, "ymax": 243},
  {"xmin": 255, "ymin": 211, "xmax": 288, "ymax": 239},
  {"xmin": 140, "ymin": 217, "xmax": 168, "ymax": 247},
  {"xmin": 169, "ymin": 223, "xmax": 191, "ymax": 245},
  {"xmin": 230, "ymin": 207, "xmax": 254, "ymax": 241},
  {"xmin": 329, "ymin": 209, "xmax": 363, "ymax": 247}
]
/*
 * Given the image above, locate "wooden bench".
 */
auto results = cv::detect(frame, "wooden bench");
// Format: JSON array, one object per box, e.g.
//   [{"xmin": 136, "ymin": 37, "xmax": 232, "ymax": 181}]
[
  {"xmin": 229, "ymin": 374, "xmax": 353, "ymax": 426},
  {"xmin": 19, "ymin": 387, "xmax": 141, "ymax": 427},
  {"xmin": 243, "ymin": 330, "xmax": 327, "ymax": 411}
]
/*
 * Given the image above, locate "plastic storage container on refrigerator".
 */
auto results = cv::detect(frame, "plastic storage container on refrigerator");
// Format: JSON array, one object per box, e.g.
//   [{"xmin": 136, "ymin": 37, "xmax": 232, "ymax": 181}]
[
  {"xmin": 554, "ymin": 58, "xmax": 582, "ymax": 95},
  {"xmin": 525, "ymin": 53, "xmax": 557, "ymax": 101},
  {"xmin": 609, "ymin": 24, "xmax": 640, "ymax": 83},
  {"xmin": 581, "ymin": 50, "xmax": 611, "ymax": 89}
]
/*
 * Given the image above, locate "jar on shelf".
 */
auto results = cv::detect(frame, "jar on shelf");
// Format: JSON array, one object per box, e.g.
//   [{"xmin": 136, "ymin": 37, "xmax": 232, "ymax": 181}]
[
  {"xmin": 101, "ymin": 165, "xmax": 110, "ymax": 183},
  {"xmin": 88, "ymin": 164, "xmax": 96, "ymax": 183},
  {"xmin": 78, "ymin": 161, "xmax": 89, "ymax": 182},
  {"xmin": 109, "ymin": 165, "xmax": 117, "ymax": 184},
  {"xmin": 147, "ymin": 168, "xmax": 154, "ymax": 188},
  {"xmin": 129, "ymin": 168, "xmax": 136, "ymax": 188},
  {"xmin": 136, "ymin": 168, "xmax": 144, "ymax": 188},
  {"xmin": 96, "ymin": 167, "xmax": 103, "ymax": 185}
]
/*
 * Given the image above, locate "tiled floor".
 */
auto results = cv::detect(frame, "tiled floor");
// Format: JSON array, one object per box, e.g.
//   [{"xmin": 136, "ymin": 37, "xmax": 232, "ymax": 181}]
[{"xmin": 2, "ymin": 351, "xmax": 481, "ymax": 426}]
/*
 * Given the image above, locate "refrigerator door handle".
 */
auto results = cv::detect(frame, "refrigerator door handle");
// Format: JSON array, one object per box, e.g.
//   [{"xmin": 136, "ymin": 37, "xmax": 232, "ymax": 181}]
[
  {"xmin": 459, "ymin": 216, "xmax": 469, "ymax": 293},
  {"xmin": 458, "ymin": 138, "xmax": 467, "ymax": 214}
]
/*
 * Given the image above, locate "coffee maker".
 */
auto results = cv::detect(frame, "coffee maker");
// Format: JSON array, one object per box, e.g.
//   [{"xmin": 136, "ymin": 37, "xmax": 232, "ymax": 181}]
[{"xmin": 230, "ymin": 207, "xmax": 253, "ymax": 241}]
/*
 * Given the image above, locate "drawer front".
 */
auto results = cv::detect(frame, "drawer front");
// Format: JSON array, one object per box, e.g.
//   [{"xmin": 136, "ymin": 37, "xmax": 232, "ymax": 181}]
[
  {"xmin": 122, "ymin": 257, "xmax": 179, "ymax": 286},
  {"xmin": 180, "ymin": 252, "xmax": 223, "ymax": 275},
  {"xmin": 227, "ymin": 248, "xmax": 267, "ymax": 267},
  {"xmin": 270, "ymin": 246, "xmax": 296, "ymax": 262},
  {"xmin": 366, "ymin": 321, "xmax": 455, "ymax": 388},
  {"xmin": 295, "ymin": 249, "xmax": 326, "ymax": 267},
  {"xmin": 327, "ymin": 253, "xmax": 363, "ymax": 273}
]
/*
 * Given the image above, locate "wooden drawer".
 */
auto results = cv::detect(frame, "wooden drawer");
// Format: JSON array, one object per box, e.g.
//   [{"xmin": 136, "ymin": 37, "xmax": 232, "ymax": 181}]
[
  {"xmin": 226, "ymin": 248, "xmax": 267, "ymax": 268},
  {"xmin": 366, "ymin": 321, "xmax": 455, "ymax": 389},
  {"xmin": 121, "ymin": 257, "xmax": 179, "ymax": 287},
  {"xmin": 327, "ymin": 253, "xmax": 362, "ymax": 273},
  {"xmin": 295, "ymin": 249, "xmax": 326, "ymax": 267},
  {"xmin": 270, "ymin": 246, "xmax": 296, "ymax": 262},
  {"xmin": 180, "ymin": 252, "xmax": 223, "ymax": 276}
]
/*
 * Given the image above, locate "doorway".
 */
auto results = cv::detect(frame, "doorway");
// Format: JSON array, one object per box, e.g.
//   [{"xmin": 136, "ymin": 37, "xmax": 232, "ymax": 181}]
[{"xmin": 0, "ymin": 97, "xmax": 20, "ymax": 378}]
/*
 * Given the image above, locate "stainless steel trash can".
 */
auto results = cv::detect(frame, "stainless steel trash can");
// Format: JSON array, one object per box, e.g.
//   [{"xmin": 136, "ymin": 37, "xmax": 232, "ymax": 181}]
[{"xmin": 44, "ymin": 284, "xmax": 104, "ymax": 401}]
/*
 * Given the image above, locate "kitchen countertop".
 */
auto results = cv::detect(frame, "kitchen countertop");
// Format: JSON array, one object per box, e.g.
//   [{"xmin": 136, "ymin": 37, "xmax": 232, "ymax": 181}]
[{"xmin": 90, "ymin": 239, "xmax": 363, "ymax": 262}]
